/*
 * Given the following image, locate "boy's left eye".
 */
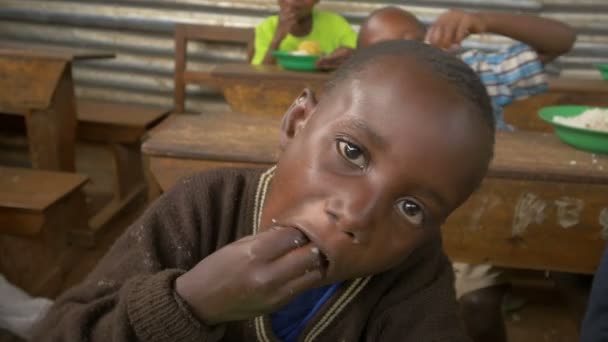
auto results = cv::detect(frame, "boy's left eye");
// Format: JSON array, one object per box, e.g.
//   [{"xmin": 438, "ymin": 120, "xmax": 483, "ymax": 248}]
[
  {"xmin": 396, "ymin": 198, "xmax": 425, "ymax": 226},
  {"xmin": 336, "ymin": 140, "xmax": 367, "ymax": 169}
]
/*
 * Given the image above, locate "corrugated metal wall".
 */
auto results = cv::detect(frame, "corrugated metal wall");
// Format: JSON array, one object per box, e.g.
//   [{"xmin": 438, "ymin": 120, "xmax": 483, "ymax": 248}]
[{"xmin": 1, "ymin": 0, "xmax": 607, "ymax": 112}]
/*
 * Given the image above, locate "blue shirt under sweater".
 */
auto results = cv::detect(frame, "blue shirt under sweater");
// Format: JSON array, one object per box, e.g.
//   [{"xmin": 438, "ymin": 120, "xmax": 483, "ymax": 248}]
[{"xmin": 271, "ymin": 283, "xmax": 342, "ymax": 342}]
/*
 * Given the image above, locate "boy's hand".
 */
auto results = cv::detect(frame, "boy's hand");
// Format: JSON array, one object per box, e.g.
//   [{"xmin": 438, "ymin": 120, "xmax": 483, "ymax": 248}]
[
  {"xmin": 275, "ymin": 8, "xmax": 298, "ymax": 42},
  {"xmin": 425, "ymin": 10, "xmax": 487, "ymax": 50},
  {"xmin": 315, "ymin": 47, "xmax": 354, "ymax": 70},
  {"xmin": 175, "ymin": 226, "xmax": 325, "ymax": 325}
]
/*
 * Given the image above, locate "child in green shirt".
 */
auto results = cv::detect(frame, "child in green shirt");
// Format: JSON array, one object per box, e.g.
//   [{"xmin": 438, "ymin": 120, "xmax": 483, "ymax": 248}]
[{"xmin": 250, "ymin": 0, "xmax": 357, "ymax": 70}]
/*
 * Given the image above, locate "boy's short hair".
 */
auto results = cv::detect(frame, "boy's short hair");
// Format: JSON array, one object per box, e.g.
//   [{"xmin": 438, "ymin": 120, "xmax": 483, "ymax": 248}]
[{"xmin": 324, "ymin": 39, "xmax": 495, "ymax": 159}]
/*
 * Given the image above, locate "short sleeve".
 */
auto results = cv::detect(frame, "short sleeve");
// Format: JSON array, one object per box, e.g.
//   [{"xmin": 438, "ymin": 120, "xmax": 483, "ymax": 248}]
[
  {"xmin": 332, "ymin": 14, "xmax": 358, "ymax": 49},
  {"xmin": 460, "ymin": 43, "xmax": 548, "ymax": 109},
  {"xmin": 252, "ymin": 16, "xmax": 278, "ymax": 65}
]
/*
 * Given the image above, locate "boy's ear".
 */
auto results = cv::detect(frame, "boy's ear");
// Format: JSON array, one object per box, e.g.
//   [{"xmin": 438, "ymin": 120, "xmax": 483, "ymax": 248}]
[{"xmin": 279, "ymin": 88, "xmax": 318, "ymax": 150}]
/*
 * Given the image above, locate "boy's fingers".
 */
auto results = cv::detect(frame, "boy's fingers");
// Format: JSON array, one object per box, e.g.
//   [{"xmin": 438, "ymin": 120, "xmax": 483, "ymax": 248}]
[
  {"xmin": 456, "ymin": 20, "xmax": 470, "ymax": 43},
  {"xmin": 278, "ymin": 268, "xmax": 325, "ymax": 300},
  {"xmin": 426, "ymin": 26, "xmax": 440, "ymax": 47},
  {"xmin": 442, "ymin": 21, "xmax": 460, "ymax": 48},
  {"xmin": 268, "ymin": 245, "xmax": 324, "ymax": 282},
  {"xmin": 251, "ymin": 226, "xmax": 309, "ymax": 260}
]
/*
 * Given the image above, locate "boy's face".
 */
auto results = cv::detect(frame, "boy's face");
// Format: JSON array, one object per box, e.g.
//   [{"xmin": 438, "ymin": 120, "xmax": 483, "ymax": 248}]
[
  {"xmin": 279, "ymin": 0, "xmax": 317, "ymax": 19},
  {"xmin": 260, "ymin": 58, "xmax": 489, "ymax": 285}
]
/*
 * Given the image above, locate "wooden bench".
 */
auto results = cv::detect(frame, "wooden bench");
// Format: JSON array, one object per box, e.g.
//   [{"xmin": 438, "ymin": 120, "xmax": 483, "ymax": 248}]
[
  {"xmin": 73, "ymin": 100, "xmax": 169, "ymax": 245},
  {"xmin": 173, "ymin": 23, "xmax": 254, "ymax": 113},
  {"xmin": 0, "ymin": 166, "xmax": 88, "ymax": 297},
  {"xmin": 142, "ymin": 113, "xmax": 608, "ymax": 274}
]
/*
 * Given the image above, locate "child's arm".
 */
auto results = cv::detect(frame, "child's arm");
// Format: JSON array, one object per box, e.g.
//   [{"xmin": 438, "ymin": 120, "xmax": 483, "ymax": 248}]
[
  {"xmin": 426, "ymin": 10, "xmax": 576, "ymax": 63},
  {"xmin": 257, "ymin": 10, "xmax": 298, "ymax": 65},
  {"xmin": 31, "ymin": 178, "xmax": 215, "ymax": 341},
  {"xmin": 33, "ymin": 172, "xmax": 325, "ymax": 341}
]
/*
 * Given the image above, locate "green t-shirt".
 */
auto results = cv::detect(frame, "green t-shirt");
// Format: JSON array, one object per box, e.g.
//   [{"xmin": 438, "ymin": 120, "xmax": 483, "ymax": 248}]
[{"xmin": 251, "ymin": 10, "xmax": 357, "ymax": 65}]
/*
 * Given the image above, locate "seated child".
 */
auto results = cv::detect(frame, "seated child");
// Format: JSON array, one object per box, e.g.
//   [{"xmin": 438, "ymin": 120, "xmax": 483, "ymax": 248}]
[
  {"xmin": 250, "ymin": 0, "xmax": 357, "ymax": 70},
  {"xmin": 34, "ymin": 40, "xmax": 496, "ymax": 341},
  {"xmin": 357, "ymin": 7, "xmax": 576, "ymax": 342},
  {"xmin": 358, "ymin": 7, "xmax": 576, "ymax": 130}
]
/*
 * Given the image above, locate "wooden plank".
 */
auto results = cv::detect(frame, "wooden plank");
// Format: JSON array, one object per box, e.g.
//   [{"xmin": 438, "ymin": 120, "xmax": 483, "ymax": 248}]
[
  {"xmin": 0, "ymin": 40, "xmax": 114, "ymax": 61},
  {"xmin": 211, "ymin": 63, "xmax": 330, "ymax": 82},
  {"xmin": 0, "ymin": 166, "xmax": 88, "ymax": 211},
  {"xmin": 77, "ymin": 100, "xmax": 169, "ymax": 143},
  {"xmin": 77, "ymin": 100, "xmax": 168, "ymax": 127},
  {"xmin": 504, "ymin": 91, "xmax": 608, "ymax": 132},
  {"xmin": 143, "ymin": 114, "xmax": 608, "ymax": 183},
  {"xmin": 70, "ymin": 182, "xmax": 146, "ymax": 247},
  {"xmin": 25, "ymin": 65, "xmax": 78, "ymax": 171},
  {"xmin": 491, "ymin": 131, "xmax": 608, "ymax": 183},
  {"xmin": 176, "ymin": 23, "xmax": 253, "ymax": 44},
  {"xmin": 0, "ymin": 56, "xmax": 65, "ymax": 111},
  {"xmin": 173, "ymin": 24, "xmax": 253, "ymax": 112},
  {"xmin": 548, "ymin": 78, "xmax": 608, "ymax": 94},
  {"xmin": 149, "ymin": 157, "xmax": 265, "ymax": 191},
  {"xmin": 0, "ymin": 208, "xmax": 44, "ymax": 237},
  {"xmin": 444, "ymin": 178, "xmax": 608, "ymax": 274},
  {"xmin": 0, "ymin": 188, "xmax": 88, "ymax": 297},
  {"xmin": 142, "ymin": 113, "xmax": 280, "ymax": 163}
]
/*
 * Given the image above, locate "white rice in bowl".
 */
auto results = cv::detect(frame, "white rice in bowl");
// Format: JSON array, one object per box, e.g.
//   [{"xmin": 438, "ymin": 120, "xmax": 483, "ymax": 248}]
[{"xmin": 553, "ymin": 108, "xmax": 608, "ymax": 133}]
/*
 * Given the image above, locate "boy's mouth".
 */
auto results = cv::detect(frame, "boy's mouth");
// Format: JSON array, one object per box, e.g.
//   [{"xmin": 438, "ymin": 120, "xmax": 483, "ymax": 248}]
[{"xmin": 292, "ymin": 225, "xmax": 331, "ymax": 276}]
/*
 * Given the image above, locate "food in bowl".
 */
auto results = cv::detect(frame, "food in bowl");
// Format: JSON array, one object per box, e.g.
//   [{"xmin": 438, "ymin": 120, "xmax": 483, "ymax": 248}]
[
  {"xmin": 553, "ymin": 108, "xmax": 608, "ymax": 133},
  {"xmin": 293, "ymin": 41, "xmax": 321, "ymax": 56}
]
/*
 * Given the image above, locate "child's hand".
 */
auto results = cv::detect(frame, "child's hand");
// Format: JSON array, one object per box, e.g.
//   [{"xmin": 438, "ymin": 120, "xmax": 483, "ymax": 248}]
[
  {"xmin": 276, "ymin": 8, "xmax": 298, "ymax": 41},
  {"xmin": 316, "ymin": 47, "xmax": 354, "ymax": 71},
  {"xmin": 175, "ymin": 226, "xmax": 325, "ymax": 325},
  {"xmin": 425, "ymin": 10, "xmax": 487, "ymax": 50}
]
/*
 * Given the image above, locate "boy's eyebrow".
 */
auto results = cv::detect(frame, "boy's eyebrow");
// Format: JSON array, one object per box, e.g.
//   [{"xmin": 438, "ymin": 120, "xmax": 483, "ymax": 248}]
[{"xmin": 342, "ymin": 117, "xmax": 387, "ymax": 148}]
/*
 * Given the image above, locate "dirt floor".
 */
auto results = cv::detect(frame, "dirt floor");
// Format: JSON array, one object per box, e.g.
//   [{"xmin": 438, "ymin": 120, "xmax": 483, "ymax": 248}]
[{"xmin": 0, "ymin": 138, "xmax": 584, "ymax": 341}]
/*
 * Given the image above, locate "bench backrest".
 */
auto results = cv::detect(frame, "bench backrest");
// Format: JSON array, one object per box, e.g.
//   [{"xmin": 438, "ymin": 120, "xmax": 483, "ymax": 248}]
[{"xmin": 173, "ymin": 23, "xmax": 254, "ymax": 113}]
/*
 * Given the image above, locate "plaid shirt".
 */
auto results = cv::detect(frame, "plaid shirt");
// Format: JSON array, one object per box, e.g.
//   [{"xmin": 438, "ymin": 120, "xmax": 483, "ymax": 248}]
[{"xmin": 460, "ymin": 43, "xmax": 548, "ymax": 131}]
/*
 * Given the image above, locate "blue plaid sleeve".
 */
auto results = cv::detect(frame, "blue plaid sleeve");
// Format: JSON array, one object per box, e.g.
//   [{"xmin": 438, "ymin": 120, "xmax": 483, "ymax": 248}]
[{"xmin": 460, "ymin": 43, "xmax": 548, "ymax": 109}]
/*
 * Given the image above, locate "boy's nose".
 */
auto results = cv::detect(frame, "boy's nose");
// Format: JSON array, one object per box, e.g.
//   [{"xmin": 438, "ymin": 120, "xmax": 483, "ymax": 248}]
[{"xmin": 323, "ymin": 185, "xmax": 381, "ymax": 244}]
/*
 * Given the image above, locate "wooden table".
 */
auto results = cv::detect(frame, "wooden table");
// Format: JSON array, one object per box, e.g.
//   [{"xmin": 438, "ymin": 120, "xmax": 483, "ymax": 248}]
[
  {"xmin": 206, "ymin": 63, "xmax": 608, "ymax": 132},
  {"xmin": 504, "ymin": 78, "xmax": 608, "ymax": 132},
  {"xmin": 208, "ymin": 63, "xmax": 328, "ymax": 117},
  {"xmin": 0, "ymin": 42, "xmax": 114, "ymax": 172},
  {"xmin": 143, "ymin": 113, "xmax": 608, "ymax": 274}
]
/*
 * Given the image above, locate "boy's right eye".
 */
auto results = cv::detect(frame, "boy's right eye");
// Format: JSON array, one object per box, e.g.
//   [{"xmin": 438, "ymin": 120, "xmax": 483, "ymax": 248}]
[{"xmin": 336, "ymin": 139, "xmax": 367, "ymax": 169}]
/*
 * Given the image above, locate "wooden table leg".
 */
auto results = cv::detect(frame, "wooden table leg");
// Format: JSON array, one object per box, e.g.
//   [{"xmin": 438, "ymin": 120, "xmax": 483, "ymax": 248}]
[
  {"xmin": 70, "ymin": 142, "xmax": 146, "ymax": 246},
  {"xmin": 24, "ymin": 65, "xmax": 77, "ymax": 172}
]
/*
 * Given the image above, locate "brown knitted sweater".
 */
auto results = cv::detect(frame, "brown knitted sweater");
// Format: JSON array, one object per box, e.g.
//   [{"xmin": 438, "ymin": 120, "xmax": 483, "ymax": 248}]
[{"xmin": 33, "ymin": 168, "xmax": 470, "ymax": 342}]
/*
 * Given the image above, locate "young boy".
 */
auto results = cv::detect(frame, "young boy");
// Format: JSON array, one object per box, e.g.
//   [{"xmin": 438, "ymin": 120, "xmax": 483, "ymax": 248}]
[
  {"xmin": 250, "ymin": 0, "xmax": 356, "ymax": 70},
  {"xmin": 358, "ymin": 7, "xmax": 576, "ymax": 130},
  {"xmin": 33, "ymin": 40, "xmax": 495, "ymax": 341},
  {"xmin": 357, "ymin": 7, "xmax": 576, "ymax": 342}
]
